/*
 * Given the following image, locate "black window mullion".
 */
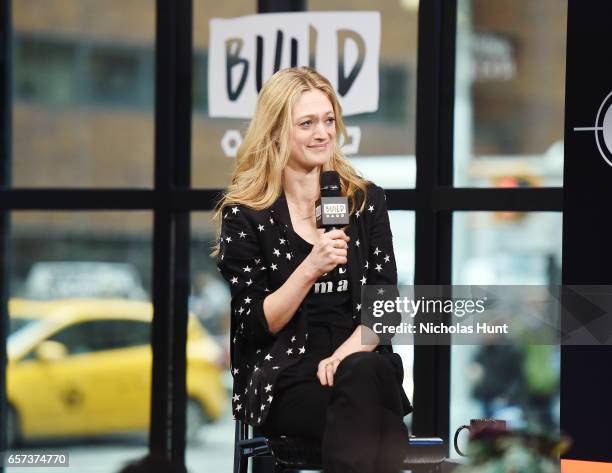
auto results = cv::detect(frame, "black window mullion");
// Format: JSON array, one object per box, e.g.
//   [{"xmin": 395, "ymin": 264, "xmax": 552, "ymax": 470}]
[
  {"xmin": 0, "ymin": 0, "xmax": 11, "ymax": 464},
  {"xmin": 258, "ymin": 0, "xmax": 306, "ymax": 12},
  {"xmin": 169, "ymin": 0, "xmax": 192, "ymax": 466},
  {"xmin": 413, "ymin": 0, "xmax": 456, "ymax": 443},
  {"xmin": 435, "ymin": 187, "xmax": 563, "ymax": 211},
  {"xmin": 0, "ymin": 189, "xmax": 155, "ymax": 209},
  {"xmin": 151, "ymin": 0, "xmax": 192, "ymax": 470},
  {"xmin": 385, "ymin": 188, "xmax": 417, "ymax": 210}
]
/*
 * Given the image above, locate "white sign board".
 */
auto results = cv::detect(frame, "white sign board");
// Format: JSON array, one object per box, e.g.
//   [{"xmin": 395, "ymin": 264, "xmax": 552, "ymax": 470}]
[{"xmin": 208, "ymin": 11, "xmax": 381, "ymax": 118}]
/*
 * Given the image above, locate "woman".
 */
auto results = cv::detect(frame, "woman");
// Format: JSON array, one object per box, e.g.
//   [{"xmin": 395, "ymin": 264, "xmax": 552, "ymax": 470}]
[{"xmin": 213, "ymin": 67, "xmax": 411, "ymax": 473}]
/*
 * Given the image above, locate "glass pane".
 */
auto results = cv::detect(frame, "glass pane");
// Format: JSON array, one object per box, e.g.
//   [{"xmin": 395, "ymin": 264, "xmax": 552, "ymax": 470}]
[
  {"xmin": 187, "ymin": 212, "xmax": 232, "ymax": 470},
  {"xmin": 454, "ymin": 0, "xmax": 567, "ymax": 187},
  {"xmin": 451, "ymin": 212, "xmax": 562, "ymax": 458},
  {"xmin": 7, "ymin": 212, "xmax": 152, "ymax": 472},
  {"xmin": 389, "ymin": 211, "xmax": 416, "ymax": 430},
  {"xmin": 192, "ymin": 3, "xmax": 256, "ymax": 189},
  {"xmin": 309, "ymin": 1, "xmax": 418, "ymax": 190},
  {"xmin": 187, "ymin": 210, "xmax": 415, "ymax": 469},
  {"xmin": 192, "ymin": 3, "xmax": 416, "ymax": 189},
  {"xmin": 12, "ymin": 1, "xmax": 155, "ymax": 188}
]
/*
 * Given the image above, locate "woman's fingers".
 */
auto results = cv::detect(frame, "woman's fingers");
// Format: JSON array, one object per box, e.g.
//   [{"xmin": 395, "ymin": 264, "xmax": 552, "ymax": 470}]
[
  {"xmin": 317, "ymin": 357, "xmax": 342, "ymax": 386},
  {"xmin": 325, "ymin": 229, "xmax": 350, "ymax": 242},
  {"xmin": 326, "ymin": 363, "xmax": 335, "ymax": 386},
  {"xmin": 332, "ymin": 239, "xmax": 349, "ymax": 249},
  {"xmin": 308, "ymin": 228, "xmax": 350, "ymax": 278},
  {"xmin": 317, "ymin": 360, "xmax": 328, "ymax": 386},
  {"xmin": 317, "ymin": 368, "xmax": 325, "ymax": 386}
]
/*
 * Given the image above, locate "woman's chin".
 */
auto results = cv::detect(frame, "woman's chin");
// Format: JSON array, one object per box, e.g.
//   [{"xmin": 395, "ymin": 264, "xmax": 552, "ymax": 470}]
[
  {"xmin": 307, "ymin": 152, "xmax": 332, "ymax": 167},
  {"xmin": 287, "ymin": 152, "xmax": 332, "ymax": 172}
]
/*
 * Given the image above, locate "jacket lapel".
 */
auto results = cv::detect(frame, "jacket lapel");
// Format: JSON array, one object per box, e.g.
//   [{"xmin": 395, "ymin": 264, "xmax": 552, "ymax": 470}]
[
  {"xmin": 269, "ymin": 191, "xmax": 292, "ymax": 230},
  {"xmin": 269, "ymin": 190, "xmax": 362, "ymax": 318},
  {"xmin": 268, "ymin": 191, "xmax": 298, "ymax": 274}
]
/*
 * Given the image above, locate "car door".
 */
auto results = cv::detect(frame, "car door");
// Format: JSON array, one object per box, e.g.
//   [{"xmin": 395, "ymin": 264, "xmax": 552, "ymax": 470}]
[
  {"xmin": 46, "ymin": 318, "xmax": 152, "ymax": 433},
  {"xmin": 95, "ymin": 318, "xmax": 152, "ymax": 431},
  {"xmin": 12, "ymin": 318, "xmax": 152, "ymax": 437},
  {"xmin": 9, "ymin": 320, "xmax": 106, "ymax": 437}
]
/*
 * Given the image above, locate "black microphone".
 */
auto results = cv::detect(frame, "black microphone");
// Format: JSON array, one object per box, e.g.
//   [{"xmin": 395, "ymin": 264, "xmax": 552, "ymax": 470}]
[
  {"xmin": 315, "ymin": 171, "xmax": 349, "ymax": 282},
  {"xmin": 315, "ymin": 171, "xmax": 350, "ymax": 231}
]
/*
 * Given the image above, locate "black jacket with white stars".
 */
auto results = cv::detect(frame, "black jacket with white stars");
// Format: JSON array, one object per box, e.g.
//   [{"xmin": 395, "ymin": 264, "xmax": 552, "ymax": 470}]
[{"xmin": 216, "ymin": 182, "xmax": 409, "ymax": 427}]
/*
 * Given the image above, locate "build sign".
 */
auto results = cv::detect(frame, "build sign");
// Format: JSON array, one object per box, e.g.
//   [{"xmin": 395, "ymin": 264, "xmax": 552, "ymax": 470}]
[{"xmin": 208, "ymin": 11, "xmax": 381, "ymax": 118}]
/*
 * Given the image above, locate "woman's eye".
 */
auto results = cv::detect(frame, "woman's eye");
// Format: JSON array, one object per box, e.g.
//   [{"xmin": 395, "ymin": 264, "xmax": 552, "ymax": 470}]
[
  {"xmin": 300, "ymin": 120, "xmax": 312, "ymax": 127},
  {"xmin": 326, "ymin": 117, "xmax": 336, "ymax": 124}
]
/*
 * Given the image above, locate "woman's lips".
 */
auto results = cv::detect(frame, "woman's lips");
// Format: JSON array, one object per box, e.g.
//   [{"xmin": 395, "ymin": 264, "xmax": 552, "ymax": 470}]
[{"xmin": 308, "ymin": 143, "xmax": 328, "ymax": 150}]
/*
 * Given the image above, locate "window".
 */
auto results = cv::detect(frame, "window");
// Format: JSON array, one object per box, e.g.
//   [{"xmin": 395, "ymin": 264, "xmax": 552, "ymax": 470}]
[
  {"xmin": 193, "ymin": 52, "xmax": 208, "ymax": 113},
  {"xmin": 451, "ymin": 212, "xmax": 562, "ymax": 455},
  {"xmin": 48, "ymin": 321, "xmax": 103, "ymax": 355},
  {"xmin": 2, "ymin": 1, "xmax": 569, "ymax": 471},
  {"xmin": 108, "ymin": 319, "xmax": 151, "ymax": 349},
  {"xmin": 453, "ymin": 0, "xmax": 567, "ymax": 186},
  {"xmin": 89, "ymin": 46, "xmax": 144, "ymax": 106},
  {"xmin": 15, "ymin": 38, "xmax": 79, "ymax": 106},
  {"xmin": 12, "ymin": 30, "xmax": 155, "ymax": 188}
]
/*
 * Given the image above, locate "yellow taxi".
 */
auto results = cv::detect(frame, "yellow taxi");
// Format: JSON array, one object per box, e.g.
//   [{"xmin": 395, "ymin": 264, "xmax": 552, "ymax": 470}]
[{"xmin": 7, "ymin": 298, "xmax": 227, "ymax": 446}]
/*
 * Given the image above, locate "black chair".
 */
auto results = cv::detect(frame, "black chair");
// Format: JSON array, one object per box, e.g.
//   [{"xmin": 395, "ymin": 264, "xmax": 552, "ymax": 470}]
[{"xmin": 233, "ymin": 418, "xmax": 446, "ymax": 473}]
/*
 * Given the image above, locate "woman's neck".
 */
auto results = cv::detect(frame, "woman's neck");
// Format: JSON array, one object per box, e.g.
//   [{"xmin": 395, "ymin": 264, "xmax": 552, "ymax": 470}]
[{"xmin": 282, "ymin": 166, "xmax": 320, "ymax": 218}]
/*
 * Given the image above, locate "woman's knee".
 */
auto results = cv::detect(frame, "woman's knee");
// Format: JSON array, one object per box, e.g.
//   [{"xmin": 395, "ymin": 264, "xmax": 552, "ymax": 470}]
[{"xmin": 336, "ymin": 352, "xmax": 391, "ymax": 381}]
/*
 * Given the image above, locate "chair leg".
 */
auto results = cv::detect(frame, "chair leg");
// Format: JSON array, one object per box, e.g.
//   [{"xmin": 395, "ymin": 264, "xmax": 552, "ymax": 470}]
[{"xmin": 233, "ymin": 448, "xmax": 247, "ymax": 473}]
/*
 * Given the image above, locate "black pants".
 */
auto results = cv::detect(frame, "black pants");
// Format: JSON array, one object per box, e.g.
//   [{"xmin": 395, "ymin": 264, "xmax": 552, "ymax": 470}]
[{"xmin": 263, "ymin": 350, "xmax": 410, "ymax": 473}]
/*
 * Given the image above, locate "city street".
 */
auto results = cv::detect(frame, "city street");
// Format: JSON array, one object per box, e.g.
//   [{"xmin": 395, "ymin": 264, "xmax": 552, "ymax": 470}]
[{"xmin": 6, "ymin": 413, "xmax": 236, "ymax": 473}]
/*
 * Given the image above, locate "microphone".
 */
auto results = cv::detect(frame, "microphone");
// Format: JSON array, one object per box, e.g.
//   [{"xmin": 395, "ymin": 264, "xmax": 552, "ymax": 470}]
[
  {"xmin": 315, "ymin": 171, "xmax": 349, "ymax": 281},
  {"xmin": 315, "ymin": 171, "xmax": 350, "ymax": 231}
]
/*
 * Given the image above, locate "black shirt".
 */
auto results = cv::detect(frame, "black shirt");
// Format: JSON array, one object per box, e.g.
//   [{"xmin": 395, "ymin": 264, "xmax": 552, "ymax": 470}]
[
  {"xmin": 273, "ymin": 228, "xmax": 354, "ymax": 393},
  {"xmin": 288, "ymin": 228, "xmax": 353, "ymax": 330}
]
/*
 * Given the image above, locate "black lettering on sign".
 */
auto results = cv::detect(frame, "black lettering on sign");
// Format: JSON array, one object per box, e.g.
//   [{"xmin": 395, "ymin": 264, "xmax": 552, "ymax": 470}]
[
  {"xmin": 224, "ymin": 26, "xmax": 367, "ymax": 100},
  {"xmin": 274, "ymin": 30, "xmax": 283, "ymax": 72},
  {"xmin": 226, "ymin": 38, "xmax": 249, "ymax": 101},
  {"xmin": 291, "ymin": 38, "xmax": 298, "ymax": 67},
  {"xmin": 309, "ymin": 25, "xmax": 317, "ymax": 69},
  {"xmin": 256, "ymin": 35, "xmax": 264, "ymax": 92},
  {"xmin": 337, "ymin": 30, "xmax": 365, "ymax": 97},
  {"xmin": 256, "ymin": 31, "xmax": 300, "ymax": 92}
]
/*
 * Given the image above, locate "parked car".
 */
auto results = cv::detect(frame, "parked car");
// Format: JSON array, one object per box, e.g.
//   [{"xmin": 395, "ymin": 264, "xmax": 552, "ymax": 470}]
[
  {"xmin": 22, "ymin": 262, "xmax": 148, "ymax": 300},
  {"xmin": 7, "ymin": 298, "xmax": 227, "ymax": 446}
]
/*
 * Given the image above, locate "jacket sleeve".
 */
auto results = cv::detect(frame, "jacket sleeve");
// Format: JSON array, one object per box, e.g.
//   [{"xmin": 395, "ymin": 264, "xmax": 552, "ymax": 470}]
[
  {"xmin": 215, "ymin": 206, "xmax": 276, "ymax": 357},
  {"xmin": 363, "ymin": 185, "xmax": 401, "ymax": 344}
]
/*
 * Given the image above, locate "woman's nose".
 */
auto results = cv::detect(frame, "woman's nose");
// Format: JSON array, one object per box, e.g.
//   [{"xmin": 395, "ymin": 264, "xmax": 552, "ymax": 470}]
[{"xmin": 313, "ymin": 120, "xmax": 328, "ymax": 138}]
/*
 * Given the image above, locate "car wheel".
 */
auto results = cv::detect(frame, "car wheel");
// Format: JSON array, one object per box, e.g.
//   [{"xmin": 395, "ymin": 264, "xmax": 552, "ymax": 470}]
[
  {"xmin": 186, "ymin": 398, "xmax": 207, "ymax": 444},
  {"xmin": 7, "ymin": 406, "xmax": 21, "ymax": 448}
]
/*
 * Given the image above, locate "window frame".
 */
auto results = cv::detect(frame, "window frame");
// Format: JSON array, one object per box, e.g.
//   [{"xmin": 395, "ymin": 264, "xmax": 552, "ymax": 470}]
[{"xmin": 0, "ymin": 0, "xmax": 564, "ymax": 466}]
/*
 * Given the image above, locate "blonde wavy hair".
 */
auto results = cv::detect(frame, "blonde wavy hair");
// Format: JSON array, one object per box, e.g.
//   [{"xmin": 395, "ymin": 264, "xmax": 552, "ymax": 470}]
[{"xmin": 212, "ymin": 67, "xmax": 369, "ymax": 255}]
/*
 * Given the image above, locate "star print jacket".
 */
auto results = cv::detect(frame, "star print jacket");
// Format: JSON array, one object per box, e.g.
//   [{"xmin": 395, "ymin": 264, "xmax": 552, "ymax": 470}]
[{"xmin": 216, "ymin": 182, "xmax": 411, "ymax": 427}]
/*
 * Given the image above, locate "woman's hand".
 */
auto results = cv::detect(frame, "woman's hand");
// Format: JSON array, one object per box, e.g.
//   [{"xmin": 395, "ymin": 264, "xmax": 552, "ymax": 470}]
[
  {"xmin": 316, "ymin": 326, "xmax": 380, "ymax": 386},
  {"xmin": 317, "ymin": 355, "xmax": 343, "ymax": 386},
  {"xmin": 304, "ymin": 229, "xmax": 350, "ymax": 278}
]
